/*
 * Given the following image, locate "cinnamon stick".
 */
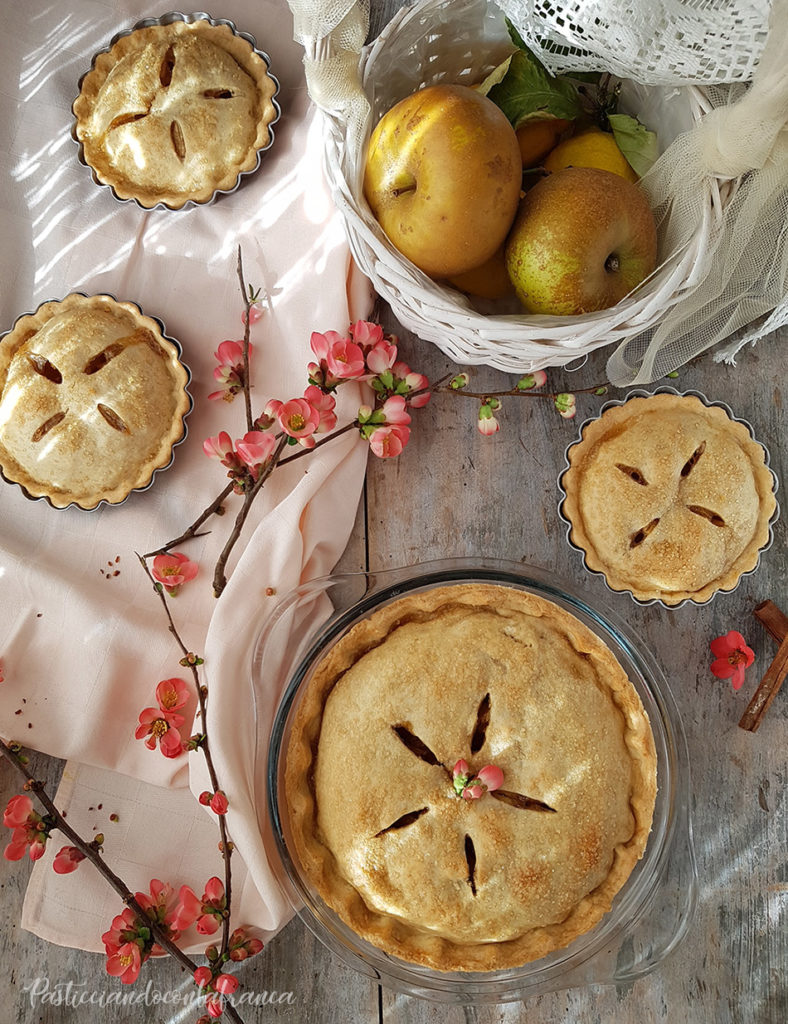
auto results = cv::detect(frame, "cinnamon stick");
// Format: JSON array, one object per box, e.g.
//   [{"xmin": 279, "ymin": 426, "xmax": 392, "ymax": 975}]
[
  {"xmin": 739, "ymin": 633, "xmax": 788, "ymax": 732},
  {"xmin": 754, "ymin": 599, "xmax": 788, "ymax": 644}
]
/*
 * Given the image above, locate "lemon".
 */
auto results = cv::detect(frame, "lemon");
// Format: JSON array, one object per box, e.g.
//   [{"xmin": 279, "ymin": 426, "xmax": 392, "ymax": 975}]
[
  {"xmin": 543, "ymin": 128, "xmax": 638, "ymax": 182},
  {"xmin": 515, "ymin": 118, "xmax": 572, "ymax": 168}
]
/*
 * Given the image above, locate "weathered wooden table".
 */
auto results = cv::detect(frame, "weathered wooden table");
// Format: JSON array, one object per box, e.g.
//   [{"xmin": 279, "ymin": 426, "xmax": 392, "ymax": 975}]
[{"xmin": 5, "ymin": 1, "xmax": 787, "ymax": 1021}]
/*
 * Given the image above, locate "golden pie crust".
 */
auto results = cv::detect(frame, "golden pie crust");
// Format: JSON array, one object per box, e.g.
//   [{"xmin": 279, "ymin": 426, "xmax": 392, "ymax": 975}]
[
  {"xmin": 285, "ymin": 583, "xmax": 657, "ymax": 971},
  {"xmin": 0, "ymin": 293, "xmax": 191, "ymax": 509},
  {"xmin": 561, "ymin": 393, "xmax": 777, "ymax": 605},
  {"xmin": 73, "ymin": 19, "xmax": 278, "ymax": 209}
]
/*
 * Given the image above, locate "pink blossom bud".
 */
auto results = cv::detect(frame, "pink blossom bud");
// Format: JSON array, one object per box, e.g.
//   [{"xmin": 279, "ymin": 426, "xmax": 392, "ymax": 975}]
[
  {"xmin": 199, "ymin": 791, "xmax": 212, "ymax": 806},
  {"xmin": 193, "ymin": 966, "xmax": 213, "ymax": 989},
  {"xmin": 452, "ymin": 759, "xmax": 469, "ymax": 779},
  {"xmin": 209, "ymin": 792, "xmax": 229, "ymax": 815},
  {"xmin": 477, "ymin": 764, "xmax": 504, "ymax": 792},
  {"xmin": 215, "ymin": 974, "xmax": 239, "ymax": 995}
]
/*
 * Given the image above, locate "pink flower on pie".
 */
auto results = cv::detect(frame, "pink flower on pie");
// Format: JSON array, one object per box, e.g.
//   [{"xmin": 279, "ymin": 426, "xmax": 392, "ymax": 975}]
[
  {"xmin": 3, "ymin": 794, "xmax": 49, "ymax": 862},
  {"xmin": 235, "ymin": 430, "xmax": 277, "ymax": 473},
  {"xmin": 152, "ymin": 553, "xmax": 198, "ymax": 596},
  {"xmin": 303, "ymin": 385, "xmax": 337, "ymax": 433},
  {"xmin": 452, "ymin": 760, "xmax": 504, "ymax": 800},
  {"xmin": 710, "ymin": 631, "xmax": 755, "ymax": 691},
  {"xmin": 368, "ymin": 425, "xmax": 410, "ymax": 459},
  {"xmin": 52, "ymin": 845, "xmax": 86, "ymax": 874},
  {"xmin": 135, "ymin": 707, "xmax": 185, "ymax": 758},
  {"xmin": 349, "ymin": 320, "xmax": 385, "ymax": 349}
]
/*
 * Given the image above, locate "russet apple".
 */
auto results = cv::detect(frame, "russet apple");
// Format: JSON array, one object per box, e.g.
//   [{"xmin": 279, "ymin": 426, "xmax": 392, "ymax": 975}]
[
  {"xmin": 363, "ymin": 85, "xmax": 522, "ymax": 279},
  {"xmin": 504, "ymin": 166, "xmax": 657, "ymax": 315}
]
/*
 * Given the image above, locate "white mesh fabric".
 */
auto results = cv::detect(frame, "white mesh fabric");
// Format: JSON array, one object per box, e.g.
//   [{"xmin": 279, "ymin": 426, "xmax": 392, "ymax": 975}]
[{"xmin": 496, "ymin": 0, "xmax": 772, "ymax": 85}]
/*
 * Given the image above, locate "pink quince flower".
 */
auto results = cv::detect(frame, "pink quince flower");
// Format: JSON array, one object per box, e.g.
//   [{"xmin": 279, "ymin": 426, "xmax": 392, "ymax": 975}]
[
  {"xmin": 326, "ymin": 338, "xmax": 367, "ymax": 381},
  {"xmin": 304, "ymin": 385, "xmax": 337, "ymax": 433},
  {"xmin": 476, "ymin": 764, "xmax": 504, "ymax": 792},
  {"xmin": 135, "ymin": 707, "xmax": 185, "ymax": 758},
  {"xmin": 152, "ymin": 553, "xmax": 198, "ymax": 596},
  {"xmin": 349, "ymin": 320, "xmax": 385, "ymax": 349},
  {"xmin": 208, "ymin": 340, "xmax": 251, "ymax": 402},
  {"xmin": 235, "ymin": 430, "xmax": 277, "ymax": 473},
  {"xmin": 3, "ymin": 794, "xmax": 49, "ymax": 862},
  {"xmin": 368, "ymin": 425, "xmax": 410, "ymax": 459},
  {"xmin": 380, "ymin": 395, "xmax": 411, "ymax": 426},
  {"xmin": 276, "ymin": 397, "xmax": 321, "ymax": 448},
  {"xmin": 366, "ymin": 339, "xmax": 399, "ymax": 375},
  {"xmin": 309, "ymin": 329, "xmax": 346, "ymax": 362},
  {"xmin": 452, "ymin": 760, "xmax": 504, "ymax": 800},
  {"xmin": 194, "ymin": 966, "xmax": 213, "ymax": 989},
  {"xmin": 106, "ymin": 940, "xmax": 143, "ymax": 984},
  {"xmin": 393, "ymin": 362, "xmax": 431, "ymax": 408},
  {"xmin": 52, "ymin": 845, "xmax": 86, "ymax": 874},
  {"xmin": 102, "ymin": 906, "xmax": 148, "ymax": 984},
  {"xmin": 710, "ymin": 631, "xmax": 755, "ymax": 691},
  {"xmin": 203, "ymin": 432, "xmax": 236, "ymax": 467},
  {"xmin": 156, "ymin": 677, "xmax": 190, "ymax": 714},
  {"xmin": 169, "ymin": 884, "xmax": 202, "ymax": 932}
]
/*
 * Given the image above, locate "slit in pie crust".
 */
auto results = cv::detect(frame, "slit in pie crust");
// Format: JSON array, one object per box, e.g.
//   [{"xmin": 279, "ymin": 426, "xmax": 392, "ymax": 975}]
[
  {"xmin": 0, "ymin": 293, "xmax": 191, "ymax": 509},
  {"xmin": 72, "ymin": 18, "xmax": 279, "ymax": 209},
  {"xmin": 561, "ymin": 393, "xmax": 777, "ymax": 605},
  {"xmin": 285, "ymin": 583, "xmax": 657, "ymax": 972}
]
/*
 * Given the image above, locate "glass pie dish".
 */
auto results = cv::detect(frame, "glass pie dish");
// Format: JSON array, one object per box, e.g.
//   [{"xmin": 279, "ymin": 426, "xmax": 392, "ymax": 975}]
[{"xmin": 256, "ymin": 558, "xmax": 697, "ymax": 1003}]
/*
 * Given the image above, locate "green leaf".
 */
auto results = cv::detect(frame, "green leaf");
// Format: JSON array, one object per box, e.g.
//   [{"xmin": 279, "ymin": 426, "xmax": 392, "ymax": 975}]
[
  {"xmin": 607, "ymin": 113, "xmax": 659, "ymax": 177},
  {"xmin": 486, "ymin": 48, "xmax": 582, "ymax": 129},
  {"xmin": 505, "ymin": 17, "xmax": 528, "ymax": 52}
]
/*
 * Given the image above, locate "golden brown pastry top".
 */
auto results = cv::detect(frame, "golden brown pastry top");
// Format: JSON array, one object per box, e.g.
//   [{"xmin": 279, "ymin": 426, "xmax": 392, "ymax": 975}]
[
  {"xmin": 0, "ymin": 294, "xmax": 191, "ymax": 509},
  {"xmin": 561, "ymin": 393, "xmax": 777, "ymax": 605},
  {"xmin": 285, "ymin": 583, "xmax": 657, "ymax": 971},
  {"xmin": 73, "ymin": 19, "xmax": 278, "ymax": 208}
]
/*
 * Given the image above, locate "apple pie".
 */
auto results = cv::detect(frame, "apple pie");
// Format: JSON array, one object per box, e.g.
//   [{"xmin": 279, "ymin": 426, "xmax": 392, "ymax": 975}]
[
  {"xmin": 73, "ymin": 18, "xmax": 279, "ymax": 209},
  {"xmin": 285, "ymin": 583, "xmax": 657, "ymax": 971},
  {"xmin": 0, "ymin": 293, "xmax": 191, "ymax": 509},
  {"xmin": 561, "ymin": 392, "xmax": 777, "ymax": 605}
]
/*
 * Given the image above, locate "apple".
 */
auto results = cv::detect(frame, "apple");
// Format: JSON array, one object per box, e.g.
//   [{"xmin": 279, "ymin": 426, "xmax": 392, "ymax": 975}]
[
  {"xmin": 504, "ymin": 167, "xmax": 657, "ymax": 315},
  {"xmin": 363, "ymin": 85, "xmax": 522, "ymax": 279}
]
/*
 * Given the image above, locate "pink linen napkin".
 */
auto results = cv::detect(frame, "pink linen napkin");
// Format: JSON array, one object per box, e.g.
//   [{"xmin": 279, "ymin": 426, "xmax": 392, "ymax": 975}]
[{"xmin": 0, "ymin": 0, "xmax": 371, "ymax": 950}]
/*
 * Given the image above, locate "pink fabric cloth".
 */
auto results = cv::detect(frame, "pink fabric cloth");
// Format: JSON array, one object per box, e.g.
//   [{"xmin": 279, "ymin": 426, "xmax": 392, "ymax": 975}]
[{"xmin": 0, "ymin": 0, "xmax": 370, "ymax": 951}]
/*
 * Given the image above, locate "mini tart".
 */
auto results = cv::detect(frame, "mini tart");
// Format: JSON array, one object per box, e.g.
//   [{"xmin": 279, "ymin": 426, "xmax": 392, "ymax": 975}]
[
  {"xmin": 561, "ymin": 393, "xmax": 777, "ymax": 606},
  {"xmin": 285, "ymin": 583, "xmax": 657, "ymax": 972},
  {"xmin": 0, "ymin": 294, "xmax": 191, "ymax": 509},
  {"xmin": 73, "ymin": 18, "xmax": 278, "ymax": 209}
]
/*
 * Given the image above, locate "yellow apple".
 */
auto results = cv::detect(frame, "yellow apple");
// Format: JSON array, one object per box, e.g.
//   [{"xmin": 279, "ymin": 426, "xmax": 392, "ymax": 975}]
[
  {"xmin": 363, "ymin": 85, "xmax": 522, "ymax": 279},
  {"xmin": 504, "ymin": 167, "xmax": 657, "ymax": 315}
]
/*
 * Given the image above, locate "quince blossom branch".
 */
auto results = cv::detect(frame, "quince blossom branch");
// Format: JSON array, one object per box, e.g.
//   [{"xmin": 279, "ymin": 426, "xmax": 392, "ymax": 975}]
[
  {"xmin": 136, "ymin": 555, "xmax": 235, "ymax": 959},
  {"xmin": 0, "ymin": 737, "xmax": 250, "ymax": 1024}
]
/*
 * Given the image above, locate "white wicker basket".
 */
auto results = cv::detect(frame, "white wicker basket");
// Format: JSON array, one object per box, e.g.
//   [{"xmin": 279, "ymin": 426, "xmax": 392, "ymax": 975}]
[{"xmin": 319, "ymin": 0, "xmax": 730, "ymax": 372}]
